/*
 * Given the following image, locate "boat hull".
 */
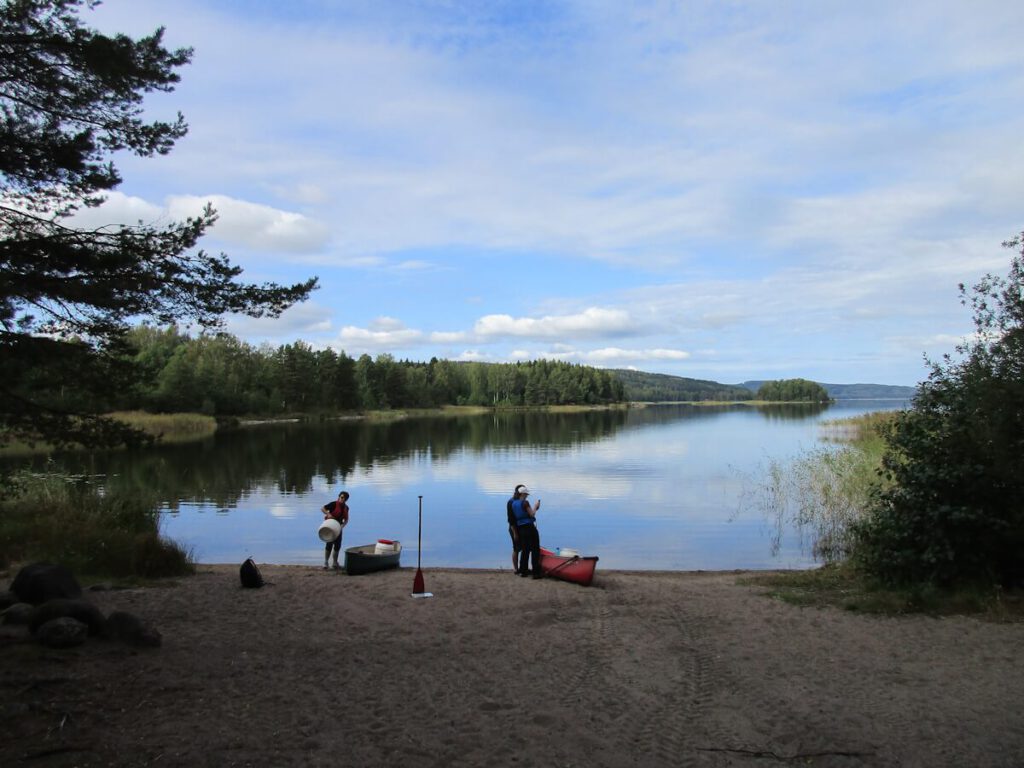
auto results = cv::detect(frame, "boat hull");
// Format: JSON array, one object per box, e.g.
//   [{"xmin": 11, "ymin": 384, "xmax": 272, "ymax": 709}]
[
  {"xmin": 344, "ymin": 543, "xmax": 402, "ymax": 575},
  {"xmin": 539, "ymin": 547, "xmax": 599, "ymax": 586}
]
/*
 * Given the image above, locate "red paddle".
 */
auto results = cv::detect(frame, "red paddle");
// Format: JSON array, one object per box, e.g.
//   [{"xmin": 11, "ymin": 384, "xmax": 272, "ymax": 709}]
[{"xmin": 412, "ymin": 495, "xmax": 426, "ymax": 594}]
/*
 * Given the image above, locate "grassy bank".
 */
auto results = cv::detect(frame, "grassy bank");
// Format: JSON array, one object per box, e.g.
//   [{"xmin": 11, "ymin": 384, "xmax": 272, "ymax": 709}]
[
  {"xmin": 109, "ymin": 410, "xmax": 218, "ymax": 441},
  {"xmin": 0, "ymin": 411, "xmax": 218, "ymax": 457},
  {"xmin": 742, "ymin": 564, "xmax": 1024, "ymax": 620},
  {"xmin": 747, "ymin": 411, "xmax": 1024, "ymax": 619},
  {"xmin": 0, "ymin": 471, "xmax": 193, "ymax": 582}
]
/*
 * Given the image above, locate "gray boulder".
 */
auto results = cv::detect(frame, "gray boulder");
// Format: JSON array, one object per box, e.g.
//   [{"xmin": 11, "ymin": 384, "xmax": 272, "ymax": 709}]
[
  {"xmin": 35, "ymin": 617, "xmax": 89, "ymax": 648},
  {"xmin": 1, "ymin": 602, "xmax": 35, "ymax": 626},
  {"xmin": 0, "ymin": 589, "xmax": 18, "ymax": 610},
  {"xmin": 29, "ymin": 598, "xmax": 107, "ymax": 637},
  {"xmin": 10, "ymin": 563, "xmax": 82, "ymax": 605},
  {"xmin": 107, "ymin": 610, "xmax": 162, "ymax": 648}
]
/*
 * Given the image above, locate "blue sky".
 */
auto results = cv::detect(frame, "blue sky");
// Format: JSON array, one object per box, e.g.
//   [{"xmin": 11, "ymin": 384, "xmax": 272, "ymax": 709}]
[{"xmin": 78, "ymin": 0, "xmax": 1024, "ymax": 387}]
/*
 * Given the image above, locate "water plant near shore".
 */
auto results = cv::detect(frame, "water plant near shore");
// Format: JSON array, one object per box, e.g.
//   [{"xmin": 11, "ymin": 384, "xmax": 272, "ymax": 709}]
[{"xmin": 757, "ymin": 412, "xmax": 895, "ymax": 563}]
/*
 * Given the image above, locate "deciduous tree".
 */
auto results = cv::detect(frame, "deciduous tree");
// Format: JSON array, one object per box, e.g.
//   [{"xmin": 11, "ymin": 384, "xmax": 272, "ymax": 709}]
[{"xmin": 854, "ymin": 234, "xmax": 1024, "ymax": 587}]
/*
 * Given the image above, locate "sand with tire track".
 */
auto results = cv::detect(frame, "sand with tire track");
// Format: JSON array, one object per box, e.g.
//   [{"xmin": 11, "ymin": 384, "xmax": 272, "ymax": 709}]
[{"xmin": 2, "ymin": 565, "xmax": 1023, "ymax": 767}]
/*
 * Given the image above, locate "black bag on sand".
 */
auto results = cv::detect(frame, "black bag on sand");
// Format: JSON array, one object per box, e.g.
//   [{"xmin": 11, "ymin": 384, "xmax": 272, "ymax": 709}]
[{"xmin": 240, "ymin": 558, "xmax": 264, "ymax": 589}]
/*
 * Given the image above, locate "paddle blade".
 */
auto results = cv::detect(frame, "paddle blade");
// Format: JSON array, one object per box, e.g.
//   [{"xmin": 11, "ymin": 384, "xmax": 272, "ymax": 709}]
[{"xmin": 412, "ymin": 568, "xmax": 425, "ymax": 594}]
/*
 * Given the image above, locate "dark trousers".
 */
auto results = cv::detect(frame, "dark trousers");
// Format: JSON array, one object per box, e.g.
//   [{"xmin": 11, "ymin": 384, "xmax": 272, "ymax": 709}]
[
  {"xmin": 325, "ymin": 530, "xmax": 343, "ymax": 560},
  {"xmin": 517, "ymin": 524, "xmax": 540, "ymax": 575}
]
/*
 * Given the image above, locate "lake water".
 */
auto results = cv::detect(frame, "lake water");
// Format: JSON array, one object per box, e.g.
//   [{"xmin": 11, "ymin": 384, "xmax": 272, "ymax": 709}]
[{"xmin": 21, "ymin": 401, "xmax": 906, "ymax": 570}]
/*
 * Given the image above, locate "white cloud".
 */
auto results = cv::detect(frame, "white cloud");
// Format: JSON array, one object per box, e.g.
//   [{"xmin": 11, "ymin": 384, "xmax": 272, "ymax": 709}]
[
  {"xmin": 429, "ymin": 331, "xmax": 469, "ymax": 344},
  {"xmin": 337, "ymin": 324, "xmax": 424, "ymax": 348},
  {"xmin": 474, "ymin": 308, "xmax": 637, "ymax": 339},
  {"xmin": 455, "ymin": 350, "xmax": 491, "ymax": 362},
  {"xmin": 367, "ymin": 317, "xmax": 405, "ymax": 332},
  {"xmin": 584, "ymin": 348, "xmax": 691, "ymax": 364},
  {"xmin": 226, "ymin": 302, "xmax": 333, "ymax": 342},
  {"xmin": 167, "ymin": 194, "xmax": 329, "ymax": 254},
  {"xmin": 67, "ymin": 190, "xmax": 330, "ymax": 256},
  {"xmin": 69, "ymin": 191, "xmax": 165, "ymax": 228}
]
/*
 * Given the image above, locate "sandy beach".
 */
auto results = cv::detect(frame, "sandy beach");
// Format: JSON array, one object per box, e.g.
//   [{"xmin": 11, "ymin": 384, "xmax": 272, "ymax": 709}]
[{"xmin": 2, "ymin": 564, "xmax": 1023, "ymax": 768}]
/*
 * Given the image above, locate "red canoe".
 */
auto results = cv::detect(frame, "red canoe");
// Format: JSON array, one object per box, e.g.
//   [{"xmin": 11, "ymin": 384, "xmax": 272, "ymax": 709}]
[{"xmin": 539, "ymin": 547, "xmax": 599, "ymax": 586}]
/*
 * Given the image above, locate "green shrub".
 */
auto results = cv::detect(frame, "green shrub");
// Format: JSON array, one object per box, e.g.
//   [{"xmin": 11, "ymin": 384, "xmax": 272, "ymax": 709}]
[
  {"xmin": 852, "ymin": 235, "xmax": 1024, "ymax": 588},
  {"xmin": 0, "ymin": 471, "xmax": 193, "ymax": 579}
]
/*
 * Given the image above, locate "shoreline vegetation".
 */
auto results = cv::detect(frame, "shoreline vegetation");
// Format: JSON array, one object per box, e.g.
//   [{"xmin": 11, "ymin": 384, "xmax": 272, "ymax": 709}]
[
  {"xmin": 746, "ymin": 410, "xmax": 1021, "ymax": 619},
  {"xmin": 757, "ymin": 411, "xmax": 893, "ymax": 565},
  {"xmin": 0, "ymin": 399, "xmax": 841, "ymax": 457},
  {"xmin": 0, "ymin": 470, "xmax": 194, "ymax": 581}
]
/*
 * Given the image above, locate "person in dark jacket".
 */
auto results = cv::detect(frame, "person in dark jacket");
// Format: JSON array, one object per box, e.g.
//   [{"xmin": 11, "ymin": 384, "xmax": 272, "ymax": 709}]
[
  {"xmin": 506, "ymin": 484, "xmax": 525, "ymax": 574},
  {"xmin": 511, "ymin": 486, "xmax": 542, "ymax": 578}
]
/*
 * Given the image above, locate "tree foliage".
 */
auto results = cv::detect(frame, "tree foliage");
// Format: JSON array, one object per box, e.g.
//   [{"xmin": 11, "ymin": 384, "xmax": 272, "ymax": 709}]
[
  {"xmin": 853, "ymin": 235, "xmax": 1024, "ymax": 588},
  {"xmin": 0, "ymin": 1, "xmax": 316, "ymax": 447},
  {"xmin": 88, "ymin": 329, "xmax": 626, "ymax": 415},
  {"xmin": 757, "ymin": 378, "xmax": 831, "ymax": 402}
]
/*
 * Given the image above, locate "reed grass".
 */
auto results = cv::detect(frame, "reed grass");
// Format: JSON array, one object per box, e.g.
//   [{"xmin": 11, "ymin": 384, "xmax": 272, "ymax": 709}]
[
  {"xmin": 107, "ymin": 411, "xmax": 217, "ymax": 440},
  {"xmin": 0, "ymin": 471, "xmax": 194, "ymax": 580},
  {"xmin": 758, "ymin": 412, "xmax": 894, "ymax": 564},
  {"xmin": 0, "ymin": 411, "xmax": 218, "ymax": 456}
]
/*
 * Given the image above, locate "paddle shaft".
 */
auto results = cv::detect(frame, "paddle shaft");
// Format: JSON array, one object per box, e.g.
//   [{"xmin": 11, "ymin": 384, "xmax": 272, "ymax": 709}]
[
  {"xmin": 545, "ymin": 555, "xmax": 580, "ymax": 576},
  {"xmin": 412, "ymin": 495, "xmax": 426, "ymax": 594}
]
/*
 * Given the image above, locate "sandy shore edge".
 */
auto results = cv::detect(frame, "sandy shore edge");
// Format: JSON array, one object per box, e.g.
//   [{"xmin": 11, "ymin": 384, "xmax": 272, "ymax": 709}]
[{"xmin": 2, "ymin": 564, "xmax": 1023, "ymax": 767}]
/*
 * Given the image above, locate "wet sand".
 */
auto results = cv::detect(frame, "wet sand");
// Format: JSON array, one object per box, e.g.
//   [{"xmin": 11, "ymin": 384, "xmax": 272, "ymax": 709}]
[{"xmin": 2, "ymin": 565, "xmax": 1023, "ymax": 767}]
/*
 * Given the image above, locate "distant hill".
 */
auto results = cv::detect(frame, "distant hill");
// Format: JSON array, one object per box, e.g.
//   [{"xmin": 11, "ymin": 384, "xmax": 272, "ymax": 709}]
[
  {"xmin": 738, "ymin": 381, "xmax": 917, "ymax": 400},
  {"xmin": 613, "ymin": 370, "xmax": 754, "ymax": 402},
  {"xmin": 612, "ymin": 370, "xmax": 917, "ymax": 402}
]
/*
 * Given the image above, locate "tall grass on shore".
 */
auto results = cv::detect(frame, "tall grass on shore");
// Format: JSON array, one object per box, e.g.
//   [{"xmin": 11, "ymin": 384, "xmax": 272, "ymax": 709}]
[
  {"xmin": 0, "ymin": 411, "xmax": 218, "ymax": 457},
  {"xmin": 0, "ymin": 471, "xmax": 194, "ymax": 580},
  {"xmin": 108, "ymin": 411, "xmax": 217, "ymax": 441},
  {"xmin": 759, "ymin": 412, "xmax": 896, "ymax": 563}
]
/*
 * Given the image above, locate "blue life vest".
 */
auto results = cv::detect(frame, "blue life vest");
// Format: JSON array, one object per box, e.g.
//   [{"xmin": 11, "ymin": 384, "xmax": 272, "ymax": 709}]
[{"xmin": 512, "ymin": 499, "xmax": 534, "ymax": 527}]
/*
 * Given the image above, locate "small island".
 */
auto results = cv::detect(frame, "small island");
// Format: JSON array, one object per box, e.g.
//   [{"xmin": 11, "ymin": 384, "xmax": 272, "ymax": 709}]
[{"xmin": 755, "ymin": 378, "xmax": 832, "ymax": 403}]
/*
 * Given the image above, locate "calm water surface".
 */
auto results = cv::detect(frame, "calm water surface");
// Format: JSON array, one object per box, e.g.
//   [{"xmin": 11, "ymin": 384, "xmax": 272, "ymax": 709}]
[{"xmin": 29, "ymin": 401, "xmax": 906, "ymax": 570}]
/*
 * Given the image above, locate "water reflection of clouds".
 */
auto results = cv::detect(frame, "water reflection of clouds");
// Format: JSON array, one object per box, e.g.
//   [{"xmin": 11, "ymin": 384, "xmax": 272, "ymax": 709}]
[
  {"xmin": 471, "ymin": 464, "xmax": 636, "ymax": 501},
  {"xmin": 269, "ymin": 504, "xmax": 295, "ymax": 519},
  {"xmin": 346, "ymin": 458, "xmax": 431, "ymax": 496},
  {"xmin": 146, "ymin": 402, "xmax": 908, "ymax": 568}
]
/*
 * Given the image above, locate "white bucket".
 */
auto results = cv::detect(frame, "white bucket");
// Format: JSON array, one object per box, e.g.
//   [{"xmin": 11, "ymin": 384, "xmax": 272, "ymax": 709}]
[
  {"xmin": 558, "ymin": 547, "xmax": 579, "ymax": 558},
  {"xmin": 318, "ymin": 519, "xmax": 341, "ymax": 542},
  {"xmin": 374, "ymin": 539, "xmax": 397, "ymax": 554}
]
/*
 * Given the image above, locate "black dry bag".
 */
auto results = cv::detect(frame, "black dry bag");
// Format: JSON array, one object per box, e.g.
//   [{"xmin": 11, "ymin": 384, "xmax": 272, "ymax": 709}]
[{"xmin": 240, "ymin": 557, "xmax": 264, "ymax": 588}]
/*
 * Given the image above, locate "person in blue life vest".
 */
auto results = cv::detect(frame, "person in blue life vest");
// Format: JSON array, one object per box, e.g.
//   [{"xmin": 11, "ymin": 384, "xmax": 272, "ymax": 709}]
[
  {"xmin": 321, "ymin": 491, "xmax": 350, "ymax": 570},
  {"xmin": 506, "ymin": 484, "xmax": 525, "ymax": 574},
  {"xmin": 512, "ymin": 486, "xmax": 542, "ymax": 579}
]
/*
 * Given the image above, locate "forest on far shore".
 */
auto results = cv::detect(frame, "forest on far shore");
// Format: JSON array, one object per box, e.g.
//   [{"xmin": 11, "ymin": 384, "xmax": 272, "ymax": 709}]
[
  {"xmin": 47, "ymin": 326, "xmax": 628, "ymax": 417},
  {"xmin": 35, "ymin": 326, "xmax": 861, "ymax": 420}
]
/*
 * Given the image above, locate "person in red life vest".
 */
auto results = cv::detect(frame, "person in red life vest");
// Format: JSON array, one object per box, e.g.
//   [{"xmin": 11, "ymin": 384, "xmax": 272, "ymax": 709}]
[{"xmin": 321, "ymin": 491, "xmax": 350, "ymax": 569}]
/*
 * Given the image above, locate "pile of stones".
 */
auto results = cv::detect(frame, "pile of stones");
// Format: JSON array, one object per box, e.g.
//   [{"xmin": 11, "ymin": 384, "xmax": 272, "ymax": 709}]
[{"xmin": 0, "ymin": 563, "xmax": 161, "ymax": 649}]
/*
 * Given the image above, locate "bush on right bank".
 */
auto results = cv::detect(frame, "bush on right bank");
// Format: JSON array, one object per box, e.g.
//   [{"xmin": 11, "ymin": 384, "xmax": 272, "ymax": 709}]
[{"xmin": 852, "ymin": 234, "xmax": 1024, "ymax": 590}]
